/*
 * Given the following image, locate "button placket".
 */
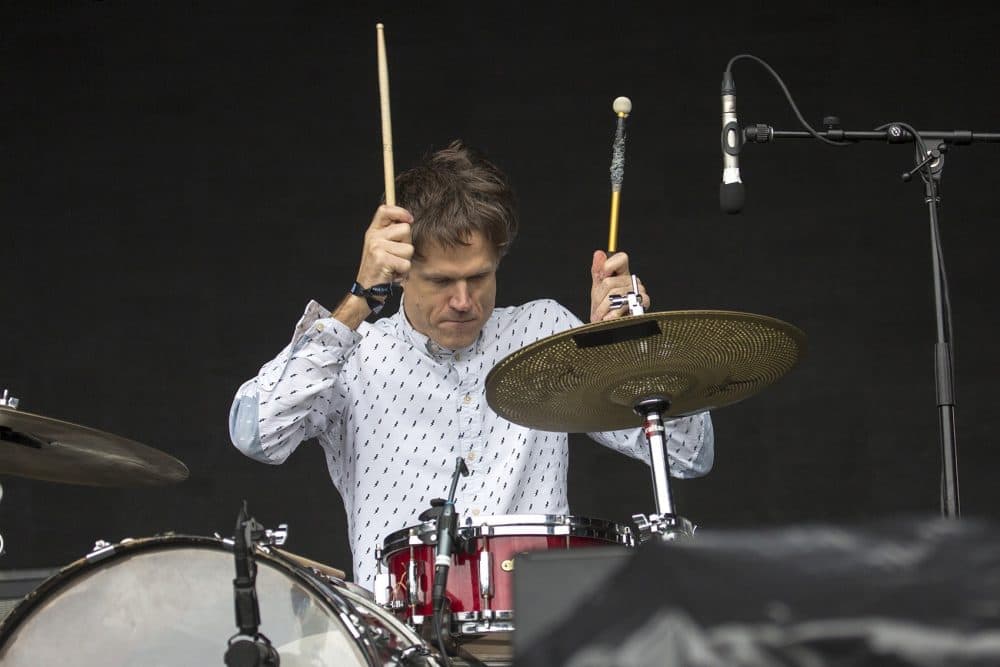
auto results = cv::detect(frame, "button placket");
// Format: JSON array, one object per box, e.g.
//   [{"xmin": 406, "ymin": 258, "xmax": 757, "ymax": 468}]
[{"xmin": 456, "ymin": 365, "xmax": 481, "ymax": 470}]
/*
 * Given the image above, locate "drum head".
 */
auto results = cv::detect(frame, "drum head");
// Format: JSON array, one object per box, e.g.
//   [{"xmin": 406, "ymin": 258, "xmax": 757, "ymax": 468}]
[{"xmin": 0, "ymin": 536, "xmax": 371, "ymax": 666}]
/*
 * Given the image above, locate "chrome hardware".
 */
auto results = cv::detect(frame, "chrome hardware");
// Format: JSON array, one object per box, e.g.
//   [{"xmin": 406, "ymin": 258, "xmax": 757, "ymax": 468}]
[
  {"xmin": 607, "ymin": 274, "xmax": 645, "ymax": 316},
  {"xmin": 458, "ymin": 618, "xmax": 515, "ymax": 635},
  {"xmin": 631, "ymin": 512, "xmax": 694, "ymax": 545},
  {"xmin": 86, "ymin": 540, "xmax": 116, "ymax": 561},
  {"xmin": 0, "ymin": 390, "xmax": 18, "ymax": 409},
  {"xmin": 263, "ymin": 523, "xmax": 288, "ymax": 546},
  {"xmin": 406, "ymin": 555, "xmax": 420, "ymax": 606},
  {"xmin": 397, "ymin": 644, "xmax": 433, "ymax": 662},
  {"xmin": 374, "ymin": 545, "xmax": 391, "ymax": 606},
  {"xmin": 479, "ymin": 550, "xmax": 493, "ymax": 601}
]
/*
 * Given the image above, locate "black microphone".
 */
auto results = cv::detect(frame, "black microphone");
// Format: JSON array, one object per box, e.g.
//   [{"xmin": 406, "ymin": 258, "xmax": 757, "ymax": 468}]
[
  {"xmin": 720, "ymin": 70, "xmax": 745, "ymax": 213},
  {"xmin": 225, "ymin": 501, "xmax": 280, "ymax": 667},
  {"xmin": 432, "ymin": 459, "xmax": 470, "ymax": 613},
  {"xmin": 432, "ymin": 499, "xmax": 457, "ymax": 614}
]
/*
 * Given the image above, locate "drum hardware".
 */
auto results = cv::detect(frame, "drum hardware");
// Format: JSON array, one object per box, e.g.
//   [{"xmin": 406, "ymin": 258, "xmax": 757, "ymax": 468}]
[
  {"xmin": 479, "ymin": 551, "xmax": 493, "ymax": 603},
  {"xmin": 0, "ymin": 390, "xmax": 18, "ymax": 409},
  {"xmin": 631, "ymin": 513, "xmax": 695, "ymax": 546},
  {"xmin": 261, "ymin": 524, "xmax": 288, "ymax": 547},
  {"xmin": 224, "ymin": 501, "xmax": 280, "ymax": 667},
  {"xmin": 485, "ymin": 309, "xmax": 806, "ymax": 547},
  {"xmin": 86, "ymin": 539, "xmax": 121, "ymax": 562},
  {"xmin": 408, "ymin": 554, "xmax": 423, "ymax": 608},
  {"xmin": 374, "ymin": 545, "xmax": 392, "ymax": 606},
  {"xmin": 608, "ymin": 273, "xmax": 644, "ymax": 316}
]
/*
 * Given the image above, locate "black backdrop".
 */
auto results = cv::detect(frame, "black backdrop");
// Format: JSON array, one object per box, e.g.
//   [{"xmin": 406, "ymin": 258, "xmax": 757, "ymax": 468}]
[{"xmin": 2, "ymin": 2, "xmax": 998, "ymax": 579}]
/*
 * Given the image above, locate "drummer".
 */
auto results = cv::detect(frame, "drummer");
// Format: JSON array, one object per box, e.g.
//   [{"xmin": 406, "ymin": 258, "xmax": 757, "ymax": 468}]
[{"xmin": 228, "ymin": 141, "xmax": 714, "ymax": 589}]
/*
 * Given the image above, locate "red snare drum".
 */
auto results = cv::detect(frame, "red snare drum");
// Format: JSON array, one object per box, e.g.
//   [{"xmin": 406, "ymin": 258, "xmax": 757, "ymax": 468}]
[{"xmin": 379, "ymin": 514, "xmax": 632, "ymax": 638}]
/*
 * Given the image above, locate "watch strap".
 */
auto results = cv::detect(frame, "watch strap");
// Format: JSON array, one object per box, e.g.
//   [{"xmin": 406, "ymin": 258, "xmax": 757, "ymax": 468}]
[{"xmin": 350, "ymin": 281, "xmax": 392, "ymax": 314}]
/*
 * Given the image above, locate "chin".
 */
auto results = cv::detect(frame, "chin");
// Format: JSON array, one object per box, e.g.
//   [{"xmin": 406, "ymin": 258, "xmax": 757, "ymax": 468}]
[
  {"xmin": 433, "ymin": 326, "xmax": 480, "ymax": 350},
  {"xmin": 440, "ymin": 334, "xmax": 476, "ymax": 350}
]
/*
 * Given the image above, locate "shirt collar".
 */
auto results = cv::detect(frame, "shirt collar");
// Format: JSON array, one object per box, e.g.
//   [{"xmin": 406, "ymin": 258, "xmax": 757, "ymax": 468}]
[{"xmin": 396, "ymin": 293, "xmax": 483, "ymax": 361}]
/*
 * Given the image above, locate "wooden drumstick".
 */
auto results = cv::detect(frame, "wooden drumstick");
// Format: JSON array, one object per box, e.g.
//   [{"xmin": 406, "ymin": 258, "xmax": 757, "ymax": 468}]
[
  {"xmin": 376, "ymin": 23, "xmax": 396, "ymax": 206},
  {"xmin": 607, "ymin": 96, "xmax": 632, "ymax": 253}
]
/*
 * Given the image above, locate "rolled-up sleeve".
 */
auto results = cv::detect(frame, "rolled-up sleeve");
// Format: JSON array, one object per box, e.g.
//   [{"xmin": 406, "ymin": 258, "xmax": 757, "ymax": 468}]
[{"xmin": 228, "ymin": 300, "xmax": 363, "ymax": 465}]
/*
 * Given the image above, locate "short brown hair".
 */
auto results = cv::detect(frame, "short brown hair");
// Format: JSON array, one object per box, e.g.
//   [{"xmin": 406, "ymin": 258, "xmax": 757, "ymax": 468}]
[{"xmin": 395, "ymin": 140, "xmax": 518, "ymax": 260}]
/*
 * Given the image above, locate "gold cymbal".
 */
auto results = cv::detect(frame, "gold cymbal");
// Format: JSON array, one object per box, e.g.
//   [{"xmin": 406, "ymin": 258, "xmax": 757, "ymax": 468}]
[
  {"xmin": 485, "ymin": 310, "xmax": 806, "ymax": 432},
  {"xmin": 0, "ymin": 406, "xmax": 189, "ymax": 486}
]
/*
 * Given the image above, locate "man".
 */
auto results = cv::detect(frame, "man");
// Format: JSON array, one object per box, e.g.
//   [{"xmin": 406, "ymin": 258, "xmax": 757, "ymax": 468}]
[{"xmin": 229, "ymin": 141, "xmax": 714, "ymax": 588}]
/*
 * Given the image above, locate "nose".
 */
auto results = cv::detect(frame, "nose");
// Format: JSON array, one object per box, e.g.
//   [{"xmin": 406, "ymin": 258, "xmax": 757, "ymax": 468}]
[{"xmin": 450, "ymin": 281, "xmax": 473, "ymax": 311}]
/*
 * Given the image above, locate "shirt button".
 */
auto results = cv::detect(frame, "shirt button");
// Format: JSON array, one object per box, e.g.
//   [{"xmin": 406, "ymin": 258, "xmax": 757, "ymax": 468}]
[
  {"xmin": 471, "ymin": 508, "xmax": 481, "ymax": 516},
  {"xmin": 454, "ymin": 353, "xmax": 461, "ymax": 361},
  {"xmin": 463, "ymin": 394, "xmax": 472, "ymax": 404},
  {"xmin": 314, "ymin": 323, "xmax": 325, "ymax": 332},
  {"xmin": 466, "ymin": 452, "xmax": 476, "ymax": 462}
]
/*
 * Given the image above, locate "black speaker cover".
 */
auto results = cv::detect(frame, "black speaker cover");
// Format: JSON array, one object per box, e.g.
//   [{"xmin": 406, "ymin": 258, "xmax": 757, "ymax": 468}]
[{"xmin": 515, "ymin": 516, "xmax": 1000, "ymax": 667}]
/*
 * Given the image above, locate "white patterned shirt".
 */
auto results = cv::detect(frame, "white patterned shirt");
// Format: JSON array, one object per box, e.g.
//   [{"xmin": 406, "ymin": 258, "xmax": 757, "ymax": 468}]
[{"xmin": 229, "ymin": 298, "xmax": 714, "ymax": 588}]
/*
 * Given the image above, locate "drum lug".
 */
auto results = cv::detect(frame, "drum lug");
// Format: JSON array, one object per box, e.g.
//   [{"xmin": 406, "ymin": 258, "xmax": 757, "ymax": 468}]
[
  {"xmin": 374, "ymin": 546, "xmax": 391, "ymax": 606},
  {"xmin": 406, "ymin": 557, "xmax": 423, "ymax": 606},
  {"xmin": 263, "ymin": 523, "xmax": 289, "ymax": 546},
  {"xmin": 397, "ymin": 644, "xmax": 433, "ymax": 663},
  {"xmin": 86, "ymin": 540, "xmax": 117, "ymax": 562},
  {"xmin": 478, "ymin": 550, "xmax": 493, "ymax": 602}
]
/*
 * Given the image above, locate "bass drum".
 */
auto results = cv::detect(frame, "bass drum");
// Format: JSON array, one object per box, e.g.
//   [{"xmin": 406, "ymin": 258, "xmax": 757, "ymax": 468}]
[{"xmin": 0, "ymin": 534, "xmax": 437, "ymax": 666}]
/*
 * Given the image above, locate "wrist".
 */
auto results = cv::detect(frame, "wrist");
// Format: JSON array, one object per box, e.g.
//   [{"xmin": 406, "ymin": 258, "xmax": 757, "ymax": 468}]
[{"xmin": 349, "ymin": 281, "xmax": 391, "ymax": 315}]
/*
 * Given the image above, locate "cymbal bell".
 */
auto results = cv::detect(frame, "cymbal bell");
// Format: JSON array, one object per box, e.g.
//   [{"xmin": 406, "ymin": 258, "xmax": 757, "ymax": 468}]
[
  {"xmin": 0, "ymin": 406, "xmax": 189, "ymax": 487},
  {"xmin": 485, "ymin": 310, "xmax": 806, "ymax": 432}
]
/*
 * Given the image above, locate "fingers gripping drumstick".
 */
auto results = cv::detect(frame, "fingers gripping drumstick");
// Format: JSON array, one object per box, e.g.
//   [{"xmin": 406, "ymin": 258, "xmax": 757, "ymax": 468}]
[
  {"xmin": 376, "ymin": 23, "xmax": 395, "ymax": 206},
  {"xmin": 607, "ymin": 96, "xmax": 631, "ymax": 253}
]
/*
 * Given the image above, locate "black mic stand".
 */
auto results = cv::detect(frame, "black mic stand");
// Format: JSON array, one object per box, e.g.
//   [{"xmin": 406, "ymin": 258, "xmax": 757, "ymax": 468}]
[
  {"xmin": 744, "ymin": 119, "xmax": 1000, "ymax": 518},
  {"xmin": 224, "ymin": 501, "xmax": 280, "ymax": 667},
  {"xmin": 430, "ymin": 457, "xmax": 469, "ymax": 666}
]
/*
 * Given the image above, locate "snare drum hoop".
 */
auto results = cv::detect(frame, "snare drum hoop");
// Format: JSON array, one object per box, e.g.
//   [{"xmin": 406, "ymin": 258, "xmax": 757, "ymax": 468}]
[
  {"xmin": 465, "ymin": 514, "xmax": 633, "ymax": 544},
  {"xmin": 0, "ymin": 534, "xmax": 429, "ymax": 665},
  {"xmin": 381, "ymin": 514, "xmax": 633, "ymax": 557}
]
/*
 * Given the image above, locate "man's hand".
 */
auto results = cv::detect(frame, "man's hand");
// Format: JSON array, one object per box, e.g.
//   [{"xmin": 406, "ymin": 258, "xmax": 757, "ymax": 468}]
[
  {"xmin": 355, "ymin": 205, "xmax": 415, "ymax": 288},
  {"xmin": 590, "ymin": 250, "xmax": 650, "ymax": 323},
  {"xmin": 333, "ymin": 205, "xmax": 414, "ymax": 330}
]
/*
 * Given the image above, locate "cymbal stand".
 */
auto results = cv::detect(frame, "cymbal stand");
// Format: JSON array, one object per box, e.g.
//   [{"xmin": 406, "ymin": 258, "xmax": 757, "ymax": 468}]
[
  {"xmin": 609, "ymin": 287, "xmax": 694, "ymax": 543},
  {"xmin": 631, "ymin": 397, "xmax": 694, "ymax": 544}
]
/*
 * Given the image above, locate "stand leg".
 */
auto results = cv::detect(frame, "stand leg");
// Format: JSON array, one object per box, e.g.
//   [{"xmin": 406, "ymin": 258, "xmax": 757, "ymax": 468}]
[{"xmin": 632, "ymin": 397, "xmax": 693, "ymax": 543}]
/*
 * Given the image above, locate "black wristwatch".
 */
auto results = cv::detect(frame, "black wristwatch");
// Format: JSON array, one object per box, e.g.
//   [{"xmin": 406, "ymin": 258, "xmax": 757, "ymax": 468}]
[{"xmin": 350, "ymin": 281, "xmax": 392, "ymax": 314}]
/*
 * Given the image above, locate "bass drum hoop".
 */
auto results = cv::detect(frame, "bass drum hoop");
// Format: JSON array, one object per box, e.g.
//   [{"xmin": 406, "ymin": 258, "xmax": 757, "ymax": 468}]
[{"xmin": 0, "ymin": 533, "xmax": 428, "ymax": 666}]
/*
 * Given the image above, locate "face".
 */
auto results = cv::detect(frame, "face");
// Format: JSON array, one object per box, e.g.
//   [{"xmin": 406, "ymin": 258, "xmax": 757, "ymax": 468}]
[{"xmin": 401, "ymin": 231, "xmax": 498, "ymax": 350}]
